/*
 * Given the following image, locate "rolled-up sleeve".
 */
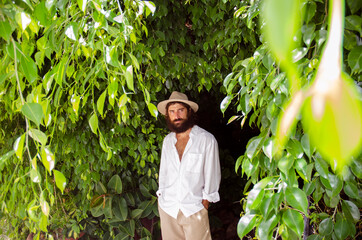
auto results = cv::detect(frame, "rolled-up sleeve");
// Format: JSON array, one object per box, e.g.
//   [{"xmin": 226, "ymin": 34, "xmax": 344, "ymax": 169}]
[{"xmin": 202, "ymin": 136, "xmax": 221, "ymax": 203}]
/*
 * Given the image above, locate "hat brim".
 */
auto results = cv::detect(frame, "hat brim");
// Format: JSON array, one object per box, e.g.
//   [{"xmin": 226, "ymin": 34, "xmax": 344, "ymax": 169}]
[{"xmin": 157, "ymin": 99, "xmax": 199, "ymax": 115}]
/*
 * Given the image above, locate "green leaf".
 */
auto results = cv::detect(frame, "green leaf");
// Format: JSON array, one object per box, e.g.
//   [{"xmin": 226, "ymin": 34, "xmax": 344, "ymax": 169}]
[
  {"xmin": 34, "ymin": 1, "xmax": 50, "ymax": 26},
  {"xmin": 30, "ymin": 169, "xmax": 41, "ymax": 183},
  {"xmin": 262, "ymin": 138, "xmax": 274, "ymax": 160},
  {"xmin": 257, "ymin": 213, "xmax": 279, "ymax": 240},
  {"xmin": 77, "ymin": 0, "xmax": 88, "ymax": 12},
  {"xmin": 237, "ymin": 213, "xmax": 257, "ymax": 239},
  {"xmin": 261, "ymin": 0, "xmax": 301, "ymax": 63},
  {"xmin": 0, "ymin": 150, "xmax": 15, "ymax": 163},
  {"xmin": 54, "ymin": 170, "xmax": 67, "ymax": 194},
  {"xmin": 65, "ymin": 22, "xmax": 79, "ymax": 41},
  {"xmin": 341, "ymin": 200, "xmax": 360, "ymax": 223},
  {"xmin": 347, "ymin": 46, "xmax": 362, "ymax": 74},
  {"xmin": 345, "ymin": 15, "xmax": 362, "ymax": 33},
  {"xmin": 295, "ymin": 158, "xmax": 308, "ymax": 182},
  {"xmin": 40, "ymin": 192, "xmax": 50, "ymax": 216},
  {"xmin": 41, "ymin": 147, "xmax": 55, "ymax": 174},
  {"xmin": 89, "ymin": 113, "xmax": 99, "ymax": 135},
  {"xmin": 97, "ymin": 91, "xmax": 107, "ymax": 117},
  {"xmin": 13, "ymin": 134, "xmax": 25, "ymax": 159},
  {"xmin": 54, "ymin": 58, "xmax": 67, "ymax": 87},
  {"xmin": 303, "ymin": 180, "xmax": 316, "ymax": 196},
  {"xmin": 39, "ymin": 214, "xmax": 48, "ymax": 233},
  {"xmin": 131, "ymin": 209, "xmax": 143, "ymax": 219},
  {"xmin": 29, "ymin": 128, "xmax": 47, "ymax": 146},
  {"xmin": 108, "ymin": 175, "xmax": 122, "ymax": 194},
  {"xmin": 95, "ymin": 182, "xmax": 107, "ymax": 195},
  {"xmin": 114, "ymin": 232, "xmax": 128, "ymax": 240},
  {"xmin": 285, "ymin": 187, "xmax": 308, "ymax": 215},
  {"xmin": 246, "ymin": 177, "xmax": 274, "ymax": 211},
  {"xmin": 301, "ymin": 134, "xmax": 312, "ymax": 159},
  {"xmin": 220, "ymin": 95, "xmax": 232, "ymax": 114},
  {"xmin": 147, "ymin": 103, "xmax": 158, "ymax": 118},
  {"xmin": 128, "ymin": 53, "xmax": 140, "ymax": 70},
  {"xmin": 125, "ymin": 65, "xmax": 134, "ymax": 92},
  {"xmin": 20, "ymin": 54, "xmax": 38, "ymax": 84},
  {"xmin": 246, "ymin": 136, "xmax": 263, "ymax": 159},
  {"xmin": 302, "ymin": 73, "xmax": 362, "ymax": 171},
  {"xmin": 114, "ymin": 197, "xmax": 128, "ymax": 221},
  {"xmin": 319, "ymin": 217, "xmax": 333, "ymax": 236},
  {"xmin": 314, "ymin": 156, "xmax": 329, "ymax": 179},
  {"xmin": 343, "ymin": 181, "xmax": 359, "ymax": 199},
  {"xmin": 0, "ymin": 20, "xmax": 14, "ymax": 41},
  {"xmin": 278, "ymin": 154, "xmax": 294, "ymax": 175},
  {"xmin": 282, "ymin": 209, "xmax": 304, "ymax": 236},
  {"xmin": 328, "ymin": 173, "xmax": 343, "ymax": 197},
  {"xmin": 334, "ymin": 218, "xmax": 349, "ymax": 240},
  {"xmin": 21, "ymin": 103, "xmax": 44, "ymax": 127}
]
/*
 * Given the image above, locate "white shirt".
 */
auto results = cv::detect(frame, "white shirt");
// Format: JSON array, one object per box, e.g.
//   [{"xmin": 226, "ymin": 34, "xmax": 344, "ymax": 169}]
[{"xmin": 157, "ymin": 125, "xmax": 221, "ymax": 219}]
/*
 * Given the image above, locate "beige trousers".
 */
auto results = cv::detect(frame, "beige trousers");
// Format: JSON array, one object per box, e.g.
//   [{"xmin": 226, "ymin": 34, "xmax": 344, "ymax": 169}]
[{"xmin": 158, "ymin": 206, "xmax": 212, "ymax": 240}]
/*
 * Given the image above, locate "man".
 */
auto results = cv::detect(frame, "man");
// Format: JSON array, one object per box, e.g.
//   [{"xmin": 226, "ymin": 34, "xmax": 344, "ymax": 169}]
[{"xmin": 156, "ymin": 91, "xmax": 221, "ymax": 240}]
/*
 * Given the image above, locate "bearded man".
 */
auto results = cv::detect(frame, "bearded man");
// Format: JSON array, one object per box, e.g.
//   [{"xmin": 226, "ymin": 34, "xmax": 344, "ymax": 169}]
[{"xmin": 156, "ymin": 91, "xmax": 221, "ymax": 240}]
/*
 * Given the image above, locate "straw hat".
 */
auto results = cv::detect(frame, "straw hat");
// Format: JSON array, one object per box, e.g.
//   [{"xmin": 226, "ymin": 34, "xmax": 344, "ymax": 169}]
[{"xmin": 157, "ymin": 91, "xmax": 199, "ymax": 115}]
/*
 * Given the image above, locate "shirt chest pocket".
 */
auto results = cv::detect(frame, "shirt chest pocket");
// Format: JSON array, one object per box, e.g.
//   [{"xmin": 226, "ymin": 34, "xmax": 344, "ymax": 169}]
[{"xmin": 185, "ymin": 153, "xmax": 203, "ymax": 173}]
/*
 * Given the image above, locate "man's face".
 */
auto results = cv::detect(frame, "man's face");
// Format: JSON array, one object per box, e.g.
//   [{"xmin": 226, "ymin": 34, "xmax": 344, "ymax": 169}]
[{"xmin": 166, "ymin": 103, "xmax": 193, "ymax": 133}]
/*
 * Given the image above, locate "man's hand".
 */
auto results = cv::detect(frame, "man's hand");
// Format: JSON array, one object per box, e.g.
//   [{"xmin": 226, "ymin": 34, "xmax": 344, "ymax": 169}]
[{"xmin": 202, "ymin": 199, "xmax": 209, "ymax": 210}]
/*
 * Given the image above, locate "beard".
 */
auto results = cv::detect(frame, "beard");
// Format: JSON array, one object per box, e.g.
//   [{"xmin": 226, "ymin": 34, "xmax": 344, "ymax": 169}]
[{"xmin": 166, "ymin": 115, "xmax": 195, "ymax": 133}]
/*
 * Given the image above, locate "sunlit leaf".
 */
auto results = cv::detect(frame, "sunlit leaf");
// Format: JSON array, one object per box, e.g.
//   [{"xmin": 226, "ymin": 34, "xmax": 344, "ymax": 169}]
[
  {"xmin": 16, "ymin": 12, "xmax": 31, "ymax": 31},
  {"xmin": 220, "ymin": 95, "xmax": 232, "ymax": 114},
  {"xmin": 0, "ymin": 20, "xmax": 14, "ymax": 41},
  {"xmin": 29, "ymin": 128, "xmax": 47, "ymax": 146},
  {"xmin": 97, "ymin": 90, "xmax": 107, "ymax": 117},
  {"xmin": 77, "ymin": 0, "xmax": 88, "ymax": 13},
  {"xmin": 261, "ymin": 0, "xmax": 301, "ymax": 63},
  {"xmin": 262, "ymin": 138, "xmax": 274, "ymax": 160},
  {"xmin": 124, "ymin": 65, "xmax": 134, "ymax": 92},
  {"xmin": 13, "ymin": 134, "xmax": 25, "ymax": 160},
  {"xmin": 54, "ymin": 170, "xmax": 67, "ymax": 194},
  {"xmin": 40, "ymin": 193, "xmax": 50, "ymax": 216},
  {"xmin": 143, "ymin": 1, "xmax": 156, "ymax": 15},
  {"xmin": 20, "ymin": 54, "xmax": 38, "ymax": 84},
  {"xmin": 65, "ymin": 22, "xmax": 78, "ymax": 41},
  {"xmin": 237, "ymin": 213, "xmax": 257, "ymax": 239},
  {"xmin": 30, "ymin": 169, "xmax": 41, "ymax": 183},
  {"xmin": 246, "ymin": 136, "xmax": 263, "ymax": 159},
  {"xmin": 147, "ymin": 103, "xmax": 158, "ymax": 118},
  {"xmin": 257, "ymin": 214, "xmax": 279, "ymax": 239},
  {"xmin": 227, "ymin": 115, "xmax": 240, "ymax": 125},
  {"xmin": 89, "ymin": 113, "xmax": 99, "ymax": 135},
  {"xmin": 285, "ymin": 187, "xmax": 308, "ymax": 214},
  {"xmin": 341, "ymin": 200, "xmax": 360, "ymax": 223},
  {"xmin": 128, "ymin": 53, "xmax": 140, "ymax": 70},
  {"xmin": 39, "ymin": 214, "xmax": 48, "ymax": 233},
  {"xmin": 71, "ymin": 94, "xmax": 81, "ymax": 115},
  {"xmin": 41, "ymin": 147, "xmax": 55, "ymax": 174}
]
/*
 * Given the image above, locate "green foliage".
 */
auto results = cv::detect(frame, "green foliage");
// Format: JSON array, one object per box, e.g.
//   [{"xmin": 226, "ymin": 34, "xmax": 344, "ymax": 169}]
[
  {"xmin": 1, "ymin": 0, "xmax": 361, "ymax": 239},
  {"xmin": 227, "ymin": 0, "xmax": 362, "ymax": 239}
]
